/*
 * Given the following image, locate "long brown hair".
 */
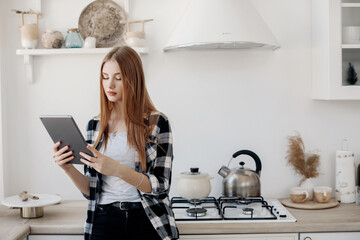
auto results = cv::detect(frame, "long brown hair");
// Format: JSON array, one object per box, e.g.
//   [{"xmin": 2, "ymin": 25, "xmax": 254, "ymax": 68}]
[{"xmin": 93, "ymin": 46, "xmax": 158, "ymax": 172}]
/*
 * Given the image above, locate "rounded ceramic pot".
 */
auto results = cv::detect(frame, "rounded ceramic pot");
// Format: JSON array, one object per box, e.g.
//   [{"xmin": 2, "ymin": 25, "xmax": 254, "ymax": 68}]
[
  {"xmin": 41, "ymin": 30, "xmax": 64, "ymax": 49},
  {"xmin": 176, "ymin": 168, "xmax": 214, "ymax": 199}
]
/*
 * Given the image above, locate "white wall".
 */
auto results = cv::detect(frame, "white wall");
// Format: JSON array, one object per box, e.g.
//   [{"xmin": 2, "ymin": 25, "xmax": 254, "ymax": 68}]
[{"xmin": 2, "ymin": 0, "xmax": 360, "ymax": 200}]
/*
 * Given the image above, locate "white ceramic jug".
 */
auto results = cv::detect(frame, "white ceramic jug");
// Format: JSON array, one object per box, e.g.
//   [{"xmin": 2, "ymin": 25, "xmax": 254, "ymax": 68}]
[{"xmin": 300, "ymin": 178, "xmax": 314, "ymax": 200}]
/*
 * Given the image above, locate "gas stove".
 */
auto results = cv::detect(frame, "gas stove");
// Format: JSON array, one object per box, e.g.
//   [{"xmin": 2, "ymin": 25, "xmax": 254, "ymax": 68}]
[{"xmin": 170, "ymin": 196, "xmax": 296, "ymax": 223}]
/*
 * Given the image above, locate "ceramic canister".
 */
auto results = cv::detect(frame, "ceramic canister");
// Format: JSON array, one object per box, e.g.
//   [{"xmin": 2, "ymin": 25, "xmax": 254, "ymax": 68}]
[
  {"xmin": 343, "ymin": 26, "xmax": 360, "ymax": 44},
  {"xmin": 176, "ymin": 168, "xmax": 213, "ymax": 199},
  {"xmin": 41, "ymin": 30, "xmax": 64, "ymax": 49},
  {"xmin": 20, "ymin": 24, "xmax": 38, "ymax": 49}
]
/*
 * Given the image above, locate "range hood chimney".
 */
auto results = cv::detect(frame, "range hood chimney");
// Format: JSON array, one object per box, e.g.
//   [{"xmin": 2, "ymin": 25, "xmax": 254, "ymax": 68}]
[{"xmin": 163, "ymin": 0, "xmax": 280, "ymax": 52}]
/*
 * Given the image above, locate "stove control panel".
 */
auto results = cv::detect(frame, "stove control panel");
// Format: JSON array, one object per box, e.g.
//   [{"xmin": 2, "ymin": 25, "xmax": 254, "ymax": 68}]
[{"xmin": 270, "ymin": 201, "xmax": 287, "ymax": 218}]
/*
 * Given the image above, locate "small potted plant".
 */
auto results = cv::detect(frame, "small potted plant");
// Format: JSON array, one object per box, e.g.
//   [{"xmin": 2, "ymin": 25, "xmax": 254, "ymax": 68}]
[{"xmin": 347, "ymin": 62, "xmax": 358, "ymax": 85}]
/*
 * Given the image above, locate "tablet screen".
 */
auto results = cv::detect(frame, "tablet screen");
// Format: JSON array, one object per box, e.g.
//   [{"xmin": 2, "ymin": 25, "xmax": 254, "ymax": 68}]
[{"xmin": 40, "ymin": 115, "xmax": 94, "ymax": 165}]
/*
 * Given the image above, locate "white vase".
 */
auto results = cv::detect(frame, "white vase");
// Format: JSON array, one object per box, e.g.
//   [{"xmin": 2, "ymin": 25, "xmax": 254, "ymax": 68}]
[{"xmin": 300, "ymin": 178, "xmax": 314, "ymax": 200}]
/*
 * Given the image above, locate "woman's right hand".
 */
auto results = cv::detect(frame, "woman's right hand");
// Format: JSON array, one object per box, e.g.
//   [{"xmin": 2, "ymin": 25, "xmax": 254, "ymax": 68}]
[{"xmin": 53, "ymin": 141, "xmax": 75, "ymax": 171}]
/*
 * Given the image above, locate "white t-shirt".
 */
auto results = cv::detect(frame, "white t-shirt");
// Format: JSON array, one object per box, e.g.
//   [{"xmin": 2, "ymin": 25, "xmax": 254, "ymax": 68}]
[{"xmin": 98, "ymin": 132, "xmax": 141, "ymax": 204}]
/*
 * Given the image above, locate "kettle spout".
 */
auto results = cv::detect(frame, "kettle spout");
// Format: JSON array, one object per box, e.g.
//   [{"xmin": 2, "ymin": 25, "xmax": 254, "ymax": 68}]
[{"xmin": 218, "ymin": 166, "xmax": 231, "ymax": 178}]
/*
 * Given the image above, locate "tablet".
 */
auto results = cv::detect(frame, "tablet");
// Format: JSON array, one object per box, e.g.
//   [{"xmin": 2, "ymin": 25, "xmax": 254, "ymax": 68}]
[{"xmin": 40, "ymin": 115, "xmax": 94, "ymax": 165}]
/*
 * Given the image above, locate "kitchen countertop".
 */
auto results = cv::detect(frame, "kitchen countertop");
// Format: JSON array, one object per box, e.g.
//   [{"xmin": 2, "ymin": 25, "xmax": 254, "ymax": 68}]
[
  {"xmin": 0, "ymin": 205, "xmax": 30, "ymax": 240},
  {"xmin": 1, "ymin": 200, "xmax": 360, "ymax": 239}
]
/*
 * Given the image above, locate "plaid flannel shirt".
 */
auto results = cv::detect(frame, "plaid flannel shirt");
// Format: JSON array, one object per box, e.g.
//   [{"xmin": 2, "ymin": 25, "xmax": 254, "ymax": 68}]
[{"xmin": 82, "ymin": 112, "xmax": 179, "ymax": 240}]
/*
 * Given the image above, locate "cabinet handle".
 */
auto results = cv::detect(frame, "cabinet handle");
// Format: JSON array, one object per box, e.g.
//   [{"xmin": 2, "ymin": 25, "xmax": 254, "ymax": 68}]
[{"xmin": 304, "ymin": 237, "xmax": 312, "ymax": 240}]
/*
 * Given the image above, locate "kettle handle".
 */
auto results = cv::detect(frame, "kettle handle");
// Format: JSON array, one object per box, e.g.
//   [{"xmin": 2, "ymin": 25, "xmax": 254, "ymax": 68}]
[{"xmin": 232, "ymin": 150, "xmax": 262, "ymax": 174}]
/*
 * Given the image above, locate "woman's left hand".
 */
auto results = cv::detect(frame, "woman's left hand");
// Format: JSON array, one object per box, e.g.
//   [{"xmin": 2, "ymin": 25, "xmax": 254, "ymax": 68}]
[{"xmin": 80, "ymin": 145, "xmax": 121, "ymax": 177}]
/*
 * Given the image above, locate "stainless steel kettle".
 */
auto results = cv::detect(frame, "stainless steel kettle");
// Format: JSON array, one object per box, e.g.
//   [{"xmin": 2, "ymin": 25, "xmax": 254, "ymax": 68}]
[{"xmin": 218, "ymin": 150, "xmax": 262, "ymax": 198}]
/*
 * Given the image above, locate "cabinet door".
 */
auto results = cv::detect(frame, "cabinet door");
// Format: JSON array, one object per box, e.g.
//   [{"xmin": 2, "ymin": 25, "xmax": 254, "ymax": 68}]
[
  {"xmin": 312, "ymin": 0, "xmax": 342, "ymax": 99},
  {"xmin": 312, "ymin": 0, "xmax": 360, "ymax": 99},
  {"xmin": 180, "ymin": 233, "xmax": 298, "ymax": 240},
  {"xmin": 300, "ymin": 232, "xmax": 360, "ymax": 240},
  {"xmin": 28, "ymin": 235, "xmax": 83, "ymax": 240}
]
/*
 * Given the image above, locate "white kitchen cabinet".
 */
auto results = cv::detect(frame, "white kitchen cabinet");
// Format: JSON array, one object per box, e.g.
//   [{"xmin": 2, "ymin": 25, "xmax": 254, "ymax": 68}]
[
  {"xmin": 180, "ymin": 233, "xmax": 298, "ymax": 240},
  {"xmin": 300, "ymin": 232, "xmax": 360, "ymax": 240},
  {"xmin": 27, "ymin": 235, "xmax": 83, "ymax": 240},
  {"xmin": 311, "ymin": 0, "xmax": 360, "ymax": 99}
]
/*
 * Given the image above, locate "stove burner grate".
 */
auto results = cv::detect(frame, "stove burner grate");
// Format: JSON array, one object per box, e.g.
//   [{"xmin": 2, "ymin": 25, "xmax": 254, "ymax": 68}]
[
  {"xmin": 186, "ymin": 207, "xmax": 207, "ymax": 217},
  {"xmin": 188, "ymin": 199, "xmax": 202, "ymax": 205},
  {"xmin": 219, "ymin": 196, "xmax": 277, "ymax": 220},
  {"xmin": 170, "ymin": 197, "xmax": 223, "ymax": 221},
  {"xmin": 170, "ymin": 196, "xmax": 281, "ymax": 221}
]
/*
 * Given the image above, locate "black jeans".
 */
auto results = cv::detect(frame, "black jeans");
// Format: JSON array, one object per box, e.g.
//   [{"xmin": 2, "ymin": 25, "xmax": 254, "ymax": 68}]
[{"xmin": 91, "ymin": 203, "xmax": 162, "ymax": 240}]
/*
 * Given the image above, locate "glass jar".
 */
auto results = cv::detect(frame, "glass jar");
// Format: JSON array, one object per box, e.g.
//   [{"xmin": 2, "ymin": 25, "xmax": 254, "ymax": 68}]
[{"xmin": 64, "ymin": 28, "xmax": 83, "ymax": 48}]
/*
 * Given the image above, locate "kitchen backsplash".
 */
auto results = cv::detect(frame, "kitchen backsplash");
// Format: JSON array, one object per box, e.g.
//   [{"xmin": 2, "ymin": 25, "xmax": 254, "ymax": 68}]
[{"xmin": 1, "ymin": 0, "xmax": 360, "ymax": 200}]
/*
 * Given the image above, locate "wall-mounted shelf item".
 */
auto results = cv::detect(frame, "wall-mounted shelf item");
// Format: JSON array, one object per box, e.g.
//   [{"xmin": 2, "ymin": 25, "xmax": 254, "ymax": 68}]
[
  {"xmin": 16, "ymin": 47, "xmax": 148, "ymax": 83},
  {"xmin": 33, "ymin": 0, "xmax": 129, "ymax": 15},
  {"xmin": 16, "ymin": 0, "xmax": 135, "ymax": 83},
  {"xmin": 312, "ymin": 0, "xmax": 360, "ymax": 100}
]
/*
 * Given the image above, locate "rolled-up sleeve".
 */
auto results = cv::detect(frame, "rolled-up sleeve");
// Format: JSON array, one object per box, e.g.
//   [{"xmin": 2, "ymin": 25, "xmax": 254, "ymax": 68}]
[
  {"xmin": 82, "ymin": 165, "xmax": 91, "ymax": 200},
  {"xmin": 143, "ymin": 114, "xmax": 173, "ymax": 196},
  {"xmin": 82, "ymin": 120, "xmax": 95, "ymax": 200}
]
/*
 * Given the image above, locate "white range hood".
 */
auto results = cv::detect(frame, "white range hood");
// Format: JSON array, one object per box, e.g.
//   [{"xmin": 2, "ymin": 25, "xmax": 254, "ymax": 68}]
[{"xmin": 163, "ymin": 0, "xmax": 280, "ymax": 52}]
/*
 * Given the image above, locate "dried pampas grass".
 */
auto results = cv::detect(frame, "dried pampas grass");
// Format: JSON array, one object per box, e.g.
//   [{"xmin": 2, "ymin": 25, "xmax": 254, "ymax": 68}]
[{"xmin": 286, "ymin": 133, "xmax": 320, "ymax": 181}]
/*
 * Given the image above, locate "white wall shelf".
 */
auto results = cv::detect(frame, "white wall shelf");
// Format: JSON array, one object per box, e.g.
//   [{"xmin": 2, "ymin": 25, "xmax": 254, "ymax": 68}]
[
  {"xmin": 342, "ymin": 85, "xmax": 360, "ymax": 89},
  {"xmin": 342, "ymin": 44, "xmax": 360, "ymax": 49},
  {"xmin": 342, "ymin": 3, "xmax": 360, "ymax": 8},
  {"xmin": 16, "ymin": 47, "xmax": 148, "ymax": 83},
  {"xmin": 17, "ymin": 0, "xmax": 135, "ymax": 83},
  {"xmin": 16, "ymin": 47, "xmax": 148, "ymax": 56}
]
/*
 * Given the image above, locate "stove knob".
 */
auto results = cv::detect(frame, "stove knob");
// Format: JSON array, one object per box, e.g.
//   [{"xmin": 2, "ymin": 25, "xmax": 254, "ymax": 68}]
[
  {"xmin": 279, "ymin": 210, "xmax": 286, "ymax": 218},
  {"xmin": 304, "ymin": 237, "xmax": 312, "ymax": 240}
]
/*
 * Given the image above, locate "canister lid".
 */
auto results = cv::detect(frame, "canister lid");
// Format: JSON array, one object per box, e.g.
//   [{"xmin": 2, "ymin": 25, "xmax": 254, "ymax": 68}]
[{"xmin": 179, "ymin": 168, "xmax": 209, "ymax": 178}]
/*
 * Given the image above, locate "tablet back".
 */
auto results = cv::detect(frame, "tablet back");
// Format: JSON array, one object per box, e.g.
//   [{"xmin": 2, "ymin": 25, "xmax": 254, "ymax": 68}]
[{"xmin": 40, "ymin": 115, "xmax": 94, "ymax": 165}]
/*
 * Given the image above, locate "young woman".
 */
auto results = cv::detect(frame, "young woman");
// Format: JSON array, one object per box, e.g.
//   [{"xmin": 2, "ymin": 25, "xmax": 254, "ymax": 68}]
[{"xmin": 52, "ymin": 46, "xmax": 179, "ymax": 240}]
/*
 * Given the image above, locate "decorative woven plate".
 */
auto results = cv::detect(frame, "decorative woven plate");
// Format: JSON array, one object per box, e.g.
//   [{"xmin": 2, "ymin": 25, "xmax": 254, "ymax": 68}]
[
  {"xmin": 280, "ymin": 198, "xmax": 339, "ymax": 210},
  {"xmin": 78, "ymin": 0, "xmax": 127, "ymax": 48}
]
